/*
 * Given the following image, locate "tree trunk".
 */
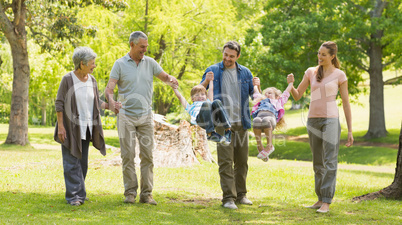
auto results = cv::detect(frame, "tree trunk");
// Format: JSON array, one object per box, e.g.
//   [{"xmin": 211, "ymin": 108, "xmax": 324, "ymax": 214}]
[
  {"xmin": 363, "ymin": 1, "xmax": 389, "ymax": 139},
  {"xmin": 41, "ymin": 97, "xmax": 46, "ymax": 126},
  {"xmin": 2, "ymin": 1, "xmax": 30, "ymax": 145},
  {"xmin": 380, "ymin": 123, "xmax": 402, "ymax": 199},
  {"xmin": 353, "ymin": 123, "xmax": 402, "ymax": 201},
  {"xmin": 144, "ymin": 0, "xmax": 149, "ymax": 34}
]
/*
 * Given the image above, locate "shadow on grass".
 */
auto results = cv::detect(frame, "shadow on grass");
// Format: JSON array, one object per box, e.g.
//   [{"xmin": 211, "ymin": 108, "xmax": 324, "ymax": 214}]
[
  {"xmin": 338, "ymin": 145, "xmax": 397, "ymax": 166},
  {"xmin": 249, "ymin": 137, "xmax": 397, "ymax": 166},
  {"xmin": 350, "ymin": 129, "xmax": 400, "ymax": 144},
  {"xmin": 1, "ymin": 190, "xmax": 401, "ymax": 224},
  {"xmin": 342, "ymin": 169, "xmax": 394, "ymax": 179},
  {"xmin": 0, "ymin": 143, "xmax": 35, "ymax": 151},
  {"xmin": 0, "ymin": 191, "xmax": 265, "ymax": 224}
]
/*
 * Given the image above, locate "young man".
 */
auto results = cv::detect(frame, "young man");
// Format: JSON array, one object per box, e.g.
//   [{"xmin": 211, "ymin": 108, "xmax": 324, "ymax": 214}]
[{"xmin": 200, "ymin": 41, "xmax": 260, "ymax": 209}]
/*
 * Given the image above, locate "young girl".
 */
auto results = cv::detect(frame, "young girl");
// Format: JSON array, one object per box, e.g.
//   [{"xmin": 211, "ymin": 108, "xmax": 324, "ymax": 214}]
[{"xmin": 252, "ymin": 78, "xmax": 293, "ymax": 162}]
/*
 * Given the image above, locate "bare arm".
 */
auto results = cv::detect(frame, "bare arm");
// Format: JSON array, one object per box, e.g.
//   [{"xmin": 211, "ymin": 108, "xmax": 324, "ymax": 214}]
[
  {"xmin": 201, "ymin": 71, "xmax": 214, "ymax": 88},
  {"xmin": 252, "ymin": 77, "xmax": 262, "ymax": 93},
  {"xmin": 288, "ymin": 74, "xmax": 309, "ymax": 101},
  {"xmin": 56, "ymin": 111, "xmax": 66, "ymax": 143},
  {"xmin": 105, "ymin": 78, "xmax": 120, "ymax": 114},
  {"xmin": 253, "ymin": 85, "xmax": 264, "ymax": 102},
  {"xmin": 156, "ymin": 71, "xmax": 179, "ymax": 89},
  {"xmin": 207, "ymin": 80, "xmax": 214, "ymax": 101},
  {"xmin": 100, "ymin": 102, "xmax": 109, "ymax": 110},
  {"xmin": 339, "ymin": 81, "xmax": 354, "ymax": 147},
  {"xmin": 284, "ymin": 82, "xmax": 294, "ymax": 93},
  {"xmin": 173, "ymin": 88, "xmax": 188, "ymax": 109}
]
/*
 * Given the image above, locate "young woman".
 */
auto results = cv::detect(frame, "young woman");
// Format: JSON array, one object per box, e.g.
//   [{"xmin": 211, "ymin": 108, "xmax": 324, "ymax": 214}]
[{"xmin": 287, "ymin": 41, "xmax": 354, "ymax": 213}]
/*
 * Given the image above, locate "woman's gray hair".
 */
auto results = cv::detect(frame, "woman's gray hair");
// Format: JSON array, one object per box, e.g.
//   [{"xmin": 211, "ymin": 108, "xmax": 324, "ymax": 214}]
[
  {"xmin": 72, "ymin": 47, "xmax": 97, "ymax": 70},
  {"xmin": 129, "ymin": 31, "xmax": 148, "ymax": 45}
]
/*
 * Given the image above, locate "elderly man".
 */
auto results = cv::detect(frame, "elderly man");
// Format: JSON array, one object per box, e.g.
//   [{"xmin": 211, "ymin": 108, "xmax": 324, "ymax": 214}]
[
  {"xmin": 105, "ymin": 31, "xmax": 178, "ymax": 205},
  {"xmin": 200, "ymin": 41, "xmax": 260, "ymax": 209}
]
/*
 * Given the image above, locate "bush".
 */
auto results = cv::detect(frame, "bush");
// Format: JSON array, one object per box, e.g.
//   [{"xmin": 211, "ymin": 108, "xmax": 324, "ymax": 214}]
[
  {"xmin": 101, "ymin": 116, "xmax": 117, "ymax": 130},
  {"xmin": 0, "ymin": 103, "xmax": 10, "ymax": 123}
]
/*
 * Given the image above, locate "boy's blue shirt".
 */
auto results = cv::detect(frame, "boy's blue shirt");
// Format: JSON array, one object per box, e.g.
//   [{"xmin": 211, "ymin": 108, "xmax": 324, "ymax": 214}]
[
  {"xmin": 185, "ymin": 99, "xmax": 211, "ymax": 125},
  {"xmin": 200, "ymin": 61, "xmax": 254, "ymax": 129}
]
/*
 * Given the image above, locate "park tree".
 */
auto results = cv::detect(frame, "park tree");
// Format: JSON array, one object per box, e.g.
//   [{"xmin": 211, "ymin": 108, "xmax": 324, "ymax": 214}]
[
  {"xmin": 0, "ymin": 0, "xmax": 126, "ymax": 145},
  {"xmin": 335, "ymin": 0, "xmax": 402, "ymax": 139},
  {"xmin": 244, "ymin": 0, "xmax": 402, "ymax": 139}
]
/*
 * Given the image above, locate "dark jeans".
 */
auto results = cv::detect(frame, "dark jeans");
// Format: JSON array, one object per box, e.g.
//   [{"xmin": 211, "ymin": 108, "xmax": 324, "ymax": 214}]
[
  {"xmin": 216, "ymin": 122, "xmax": 249, "ymax": 203},
  {"xmin": 62, "ymin": 128, "xmax": 90, "ymax": 204},
  {"xmin": 196, "ymin": 100, "xmax": 231, "ymax": 133}
]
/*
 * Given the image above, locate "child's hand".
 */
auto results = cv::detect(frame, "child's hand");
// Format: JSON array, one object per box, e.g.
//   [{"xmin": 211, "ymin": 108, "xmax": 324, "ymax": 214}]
[
  {"xmin": 206, "ymin": 71, "xmax": 214, "ymax": 82},
  {"xmin": 287, "ymin": 73, "xmax": 294, "ymax": 84},
  {"xmin": 253, "ymin": 77, "xmax": 260, "ymax": 86}
]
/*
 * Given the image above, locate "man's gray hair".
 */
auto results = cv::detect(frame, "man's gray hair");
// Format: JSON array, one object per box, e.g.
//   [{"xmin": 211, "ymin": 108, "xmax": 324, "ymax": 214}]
[
  {"xmin": 72, "ymin": 47, "xmax": 97, "ymax": 70},
  {"xmin": 129, "ymin": 31, "xmax": 148, "ymax": 45}
]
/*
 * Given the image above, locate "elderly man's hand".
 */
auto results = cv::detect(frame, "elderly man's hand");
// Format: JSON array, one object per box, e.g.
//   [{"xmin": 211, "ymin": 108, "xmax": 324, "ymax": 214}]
[
  {"xmin": 114, "ymin": 101, "xmax": 122, "ymax": 114},
  {"xmin": 167, "ymin": 75, "xmax": 179, "ymax": 89}
]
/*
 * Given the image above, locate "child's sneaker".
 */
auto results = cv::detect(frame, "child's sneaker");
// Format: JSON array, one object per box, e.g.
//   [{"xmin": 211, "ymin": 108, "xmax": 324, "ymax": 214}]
[
  {"xmin": 266, "ymin": 146, "xmax": 275, "ymax": 157},
  {"xmin": 207, "ymin": 132, "xmax": 225, "ymax": 143},
  {"xmin": 257, "ymin": 150, "xmax": 269, "ymax": 160},
  {"xmin": 223, "ymin": 129, "xmax": 232, "ymax": 145}
]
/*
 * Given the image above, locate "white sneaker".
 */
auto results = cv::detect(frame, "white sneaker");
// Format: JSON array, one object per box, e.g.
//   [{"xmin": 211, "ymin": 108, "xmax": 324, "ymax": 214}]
[
  {"xmin": 222, "ymin": 201, "xmax": 238, "ymax": 209},
  {"xmin": 237, "ymin": 197, "xmax": 253, "ymax": 205}
]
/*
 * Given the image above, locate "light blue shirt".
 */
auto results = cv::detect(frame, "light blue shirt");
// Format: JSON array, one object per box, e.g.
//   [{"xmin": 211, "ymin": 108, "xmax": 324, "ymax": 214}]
[
  {"xmin": 110, "ymin": 54, "xmax": 163, "ymax": 116},
  {"xmin": 185, "ymin": 99, "xmax": 211, "ymax": 125}
]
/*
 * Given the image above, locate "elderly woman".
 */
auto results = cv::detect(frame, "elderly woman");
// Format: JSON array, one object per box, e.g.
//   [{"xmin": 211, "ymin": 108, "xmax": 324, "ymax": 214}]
[{"xmin": 54, "ymin": 47, "xmax": 113, "ymax": 206}]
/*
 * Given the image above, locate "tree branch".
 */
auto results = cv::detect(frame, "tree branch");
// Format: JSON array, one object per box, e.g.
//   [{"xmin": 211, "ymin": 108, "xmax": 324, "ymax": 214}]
[
  {"xmin": 345, "ymin": 0, "xmax": 367, "ymax": 13},
  {"xmin": 355, "ymin": 60, "xmax": 369, "ymax": 72},
  {"xmin": 383, "ymin": 58, "xmax": 396, "ymax": 67},
  {"xmin": 0, "ymin": 1, "xmax": 14, "ymax": 33},
  {"xmin": 28, "ymin": 26, "xmax": 54, "ymax": 42},
  {"xmin": 13, "ymin": 0, "xmax": 22, "ymax": 26},
  {"xmin": 284, "ymin": 0, "xmax": 296, "ymax": 21},
  {"xmin": 372, "ymin": 0, "xmax": 388, "ymax": 18}
]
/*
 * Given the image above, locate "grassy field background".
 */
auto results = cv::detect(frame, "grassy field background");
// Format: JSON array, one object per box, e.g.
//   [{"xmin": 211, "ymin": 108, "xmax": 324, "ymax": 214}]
[{"xmin": 0, "ymin": 77, "xmax": 401, "ymax": 224}]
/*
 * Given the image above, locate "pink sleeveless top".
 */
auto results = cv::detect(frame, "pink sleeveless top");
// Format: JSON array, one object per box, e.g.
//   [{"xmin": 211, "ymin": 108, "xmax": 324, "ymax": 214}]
[{"xmin": 305, "ymin": 67, "xmax": 347, "ymax": 118}]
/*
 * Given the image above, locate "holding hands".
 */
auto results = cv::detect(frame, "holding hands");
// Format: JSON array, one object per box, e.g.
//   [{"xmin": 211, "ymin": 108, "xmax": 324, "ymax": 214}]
[
  {"xmin": 205, "ymin": 71, "xmax": 214, "ymax": 82},
  {"xmin": 287, "ymin": 73, "xmax": 295, "ymax": 84},
  {"xmin": 167, "ymin": 75, "xmax": 179, "ymax": 89},
  {"xmin": 253, "ymin": 77, "xmax": 260, "ymax": 86}
]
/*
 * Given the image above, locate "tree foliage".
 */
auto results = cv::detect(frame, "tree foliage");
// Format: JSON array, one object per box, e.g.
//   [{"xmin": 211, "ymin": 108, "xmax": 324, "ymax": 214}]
[{"xmin": 243, "ymin": 0, "xmax": 362, "ymax": 96}]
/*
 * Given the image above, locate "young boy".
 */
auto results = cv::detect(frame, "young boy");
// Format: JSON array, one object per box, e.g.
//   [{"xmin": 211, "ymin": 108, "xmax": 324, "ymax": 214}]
[{"xmin": 173, "ymin": 72, "xmax": 231, "ymax": 144}]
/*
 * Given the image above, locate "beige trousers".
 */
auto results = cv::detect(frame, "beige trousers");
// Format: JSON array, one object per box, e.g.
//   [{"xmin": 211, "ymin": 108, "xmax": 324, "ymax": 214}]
[{"xmin": 117, "ymin": 113, "xmax": 154, "ymax": 198}]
